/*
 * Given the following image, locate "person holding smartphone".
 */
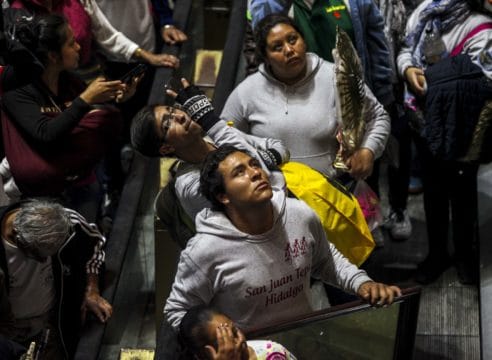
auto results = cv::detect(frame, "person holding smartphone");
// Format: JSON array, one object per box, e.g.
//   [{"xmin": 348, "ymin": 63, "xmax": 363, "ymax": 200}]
[{"xmin": 0, "ymin": 14, "xmax": 139, "ymax": 219}]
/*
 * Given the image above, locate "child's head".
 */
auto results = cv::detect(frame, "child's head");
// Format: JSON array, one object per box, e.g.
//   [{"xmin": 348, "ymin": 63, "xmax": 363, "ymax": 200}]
[{"xmin": 179, "ymin": 305, "xmax": 248, "ymax": 359}]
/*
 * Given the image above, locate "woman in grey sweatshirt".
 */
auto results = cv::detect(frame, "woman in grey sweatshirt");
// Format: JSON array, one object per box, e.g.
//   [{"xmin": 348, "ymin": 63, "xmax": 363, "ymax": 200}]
[{"xmin": 220, "ymin": 15, "xmax": 390, "ymax": 179}]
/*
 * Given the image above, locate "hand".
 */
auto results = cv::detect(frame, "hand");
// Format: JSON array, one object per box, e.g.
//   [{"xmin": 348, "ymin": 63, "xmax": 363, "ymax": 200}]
[
  {"xmin": 205, "ymin": 324, "xmax": 248, "ymax": 360},
  {"xmin": 139, "ymin": 48, "xmax": 180, "ymax": 68},
  {"xmin": 79, "ymin": 77, "xmax": 126, "ymax": 105},
  {"xmin": 115, "ymin": 74, "xmax": 144, "ymax": 103},
  {"xmin": 345, "ymin": 148, "xmax": 374, "ymax": 180},
  {"xmin": 166, "ymin": 78, "xmax": 214, "ymax": 123},
  {"xmin": 81, "ymin": 290, "xmax": 113, "ymax": 323},
  {"xmin": 404, "ymin": 66, "xmax": 427, "ymax": 96},
  {"xmin": 357, "ymin": 281, "xmax": 402, "ymax": 307},
  {"xmin": 161, "ymin": 25, "xmax": 188, "ymax": 45}
]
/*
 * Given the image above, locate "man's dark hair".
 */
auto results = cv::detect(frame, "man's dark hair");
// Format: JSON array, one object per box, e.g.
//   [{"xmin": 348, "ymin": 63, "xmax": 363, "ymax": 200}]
[
  {"xmin": 254, "ymin": 14, "xmax": 304, "ymax": 63},
  {"xmin": 130, "ymin": 104, "xmax": 163, "ymax": 157},
  {"xmin": 199, "ymin": 145, "xmax": 243, "ymax": 212}
]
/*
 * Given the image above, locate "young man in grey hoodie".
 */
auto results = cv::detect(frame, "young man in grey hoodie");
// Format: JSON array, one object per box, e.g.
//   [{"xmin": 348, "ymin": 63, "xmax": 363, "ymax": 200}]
[{"xmin": 164, "ymin": 145, "xmax": 402, "ymax": 332}]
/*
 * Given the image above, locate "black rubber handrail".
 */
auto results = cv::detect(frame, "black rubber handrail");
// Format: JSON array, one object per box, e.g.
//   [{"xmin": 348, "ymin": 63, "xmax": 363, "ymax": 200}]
[
  {"xmin": 73, "ymin": 1, "xmax": 193, "ymax": 358},
  {"xmin": 211, "ymin": 0, "xmax": 247, "ymax": 114},
  {"xmin": 247, "ymin": 286, "xmax": 420, "ymax": 336}
]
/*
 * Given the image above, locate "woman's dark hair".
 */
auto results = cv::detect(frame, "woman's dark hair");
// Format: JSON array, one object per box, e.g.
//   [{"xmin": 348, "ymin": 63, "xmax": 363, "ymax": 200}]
[
  {"xmin": 179, "ymin": 305, "xmax": 220, "ymax": 359},
  {"xmin": 254, "ymin": 14, "xmax": 304, "ymax": 63},
  {"xmin": 199, "ymin": 145, "xmax": 242, "ymax": 212},
  {"xmin": 12, "ymin": 13, "xmax": 68, "ymax": 66}
]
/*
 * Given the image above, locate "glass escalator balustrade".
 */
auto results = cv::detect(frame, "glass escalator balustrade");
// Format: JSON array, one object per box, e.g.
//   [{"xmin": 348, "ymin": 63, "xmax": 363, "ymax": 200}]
[{"xmin": 247, "ymin": 288, "xmax": 420, "ymax": 360}]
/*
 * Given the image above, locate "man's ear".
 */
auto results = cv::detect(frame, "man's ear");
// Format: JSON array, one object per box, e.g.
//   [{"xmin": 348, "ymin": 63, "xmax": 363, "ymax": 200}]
[
  {"xmin": 216, "ymin": 193, "xmax": 229, "ymax": 206},
  {"xmin": 158, "ymin": 143, "xmax": 175, "ymax": 156}
]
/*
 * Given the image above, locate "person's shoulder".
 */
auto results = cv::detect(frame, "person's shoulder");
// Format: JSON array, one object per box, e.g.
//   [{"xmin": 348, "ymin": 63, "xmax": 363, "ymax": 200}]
[
  {"xmin": 237, "ymin": 70, "xmax": 266, "ymax": 90},
  {"xmin": 181, "ymin": 231, "xmax": 224, "ymax": 265},
  {"xmin": 174, "ymin": 164, "xmax": 200, "ymax": 190},
  {"xmin": 182, "ymin": 233, "xmax": 210, "ymax": 254},
  {"xmin": 2, "ymin": 81, "xmax": 37, "ymax": 99},
  {"xmin": 465, "ymin": 12, "xmax": 492, "ymax": 28},
  {"xmin": 309, "ymin": 53, "xmax": 334, "ymax": 76}
]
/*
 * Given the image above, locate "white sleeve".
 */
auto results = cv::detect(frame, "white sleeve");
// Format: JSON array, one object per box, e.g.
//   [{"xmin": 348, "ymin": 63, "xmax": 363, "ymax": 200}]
[
  {"xmin": 208, "ymin": 121, "xmax": 290, "ymax": 165},
  {"xmin": 80, "ymin": 0, "xmax": 139, "ymax": 62},
  {"xmin": 360, "ymin": 85, "xmax": 390, "ymax": 159},
  {"xmin": 464, "ymin": 26, "xmax": 492, "ymax": 80},
  {"xmin": 396, "ymin": 1, "xmax": 428, "ymax": 77},
  {"xmin": 174, "ymin": 170, "xmax": 211, "ymax": 221}
]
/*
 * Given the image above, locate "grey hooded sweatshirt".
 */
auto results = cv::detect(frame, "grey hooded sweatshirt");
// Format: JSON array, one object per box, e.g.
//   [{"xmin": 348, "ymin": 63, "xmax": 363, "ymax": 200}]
[
  {"xmin": 220, "ymin": 53, "xmax": 390, "ymax": 177},
  {"xmin": 164, "ymin": 187, "xmax": 372, "ymax": 331}
]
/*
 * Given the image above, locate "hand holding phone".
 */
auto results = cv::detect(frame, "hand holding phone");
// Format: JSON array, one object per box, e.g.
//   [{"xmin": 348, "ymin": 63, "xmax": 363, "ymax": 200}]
[
  {"xmin": 164, "ymin": 76, "xmax": 184, "ymax": 93},
  {"xmin": 119, "ymin": 63, "xmax": 148, "ymax": 84}
]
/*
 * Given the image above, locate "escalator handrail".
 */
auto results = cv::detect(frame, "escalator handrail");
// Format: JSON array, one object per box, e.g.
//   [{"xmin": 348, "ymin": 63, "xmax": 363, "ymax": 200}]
[
  {"xmin": 211, "ymin": 0, "xmax": 247, "ymax": 114},
  {"xmin": 247, "ymin": 286, "xmax": 421, "ymax": 360}
]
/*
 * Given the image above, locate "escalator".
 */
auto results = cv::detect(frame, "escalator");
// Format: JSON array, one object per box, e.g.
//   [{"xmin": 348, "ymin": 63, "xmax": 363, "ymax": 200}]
[
  {"xmin": 75, "ymin": 1, "xmax": 425, "ymax": 359},
  {"xmin": 153, "ymin": 1, "xmax": 422, "ymax": 360}
]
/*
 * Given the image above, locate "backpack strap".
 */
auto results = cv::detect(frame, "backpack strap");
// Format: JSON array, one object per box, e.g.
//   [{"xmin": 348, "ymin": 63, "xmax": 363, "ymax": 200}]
[{"xmin": 451, "ymin": 23, "xmax": 492, "ymax": 57}]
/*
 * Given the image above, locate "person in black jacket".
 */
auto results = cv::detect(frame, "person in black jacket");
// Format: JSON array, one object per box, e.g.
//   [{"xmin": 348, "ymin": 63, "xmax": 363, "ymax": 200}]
[
  {"xmin": 0, "ymin": 199, "xmax": 112, "ymax": 359},
  {"xmin": 0, "ymin": 13, "xmax": 139, "ymax": 221}
]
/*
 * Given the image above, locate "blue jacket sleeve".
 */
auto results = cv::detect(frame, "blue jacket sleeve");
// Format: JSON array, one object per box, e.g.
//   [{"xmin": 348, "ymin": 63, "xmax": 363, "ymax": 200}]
[
  {"xmin": 151, "ymin": 0, "xmax": 174, "ymax": 27},
  {"xmin": 250, "ymin": 0, "xmax": 292, "ymax": 29},
  {"xmin": 359, "ymin": 0, "xmax": 395, "ymax": 105}
]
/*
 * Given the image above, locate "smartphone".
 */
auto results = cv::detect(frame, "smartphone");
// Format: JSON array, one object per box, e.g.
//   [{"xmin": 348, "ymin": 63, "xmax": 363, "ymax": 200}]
[{"xmin": 119, "ymin": 63, "xmax": 148, "ymax": 84}]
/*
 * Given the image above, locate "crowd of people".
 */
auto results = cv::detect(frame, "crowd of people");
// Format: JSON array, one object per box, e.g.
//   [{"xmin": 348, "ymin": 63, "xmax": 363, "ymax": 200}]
[{"xmin": 0, "ymin": 0, "xmax": 491, "ymax": 358}]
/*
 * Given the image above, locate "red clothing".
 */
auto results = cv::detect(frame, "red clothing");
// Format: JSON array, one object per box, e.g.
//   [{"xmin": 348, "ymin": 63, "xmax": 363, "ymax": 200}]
[{"xmin": 1, "ymin": 68, "xmax": 122, "ymax": 196}]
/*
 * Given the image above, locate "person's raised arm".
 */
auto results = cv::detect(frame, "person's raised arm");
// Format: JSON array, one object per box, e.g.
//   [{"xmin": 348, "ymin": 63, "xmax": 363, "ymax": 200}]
[
  {"xmin": 166, "ymin": 78, "xmax": 218, "ymax": 131},
  {"xmin": 310, "ymin": 206, "xmax": 401, "ymax": 306},
  {"xmin": 65, "ymin": 208, "xmax": 113, "ymax": 323},
  {"xmin": 81, "ymin": 0, "xmax": 179, "ymax": 68},
  {"xmin": 396, "ymin": 1, "xmax": 427, "ymax": 96},
  {"xmin": 151, "ymin": 0, "xmax": 188, "ymax": 45}
]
